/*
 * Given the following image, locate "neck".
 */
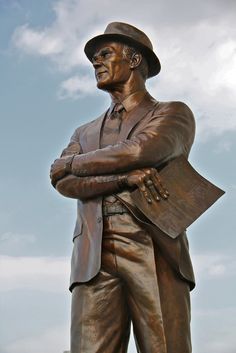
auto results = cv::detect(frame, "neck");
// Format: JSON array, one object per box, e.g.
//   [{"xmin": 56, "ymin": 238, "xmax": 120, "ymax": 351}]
[{"xmin": 108, "ymin": 74, "xmax": 146, "ymax": 103}]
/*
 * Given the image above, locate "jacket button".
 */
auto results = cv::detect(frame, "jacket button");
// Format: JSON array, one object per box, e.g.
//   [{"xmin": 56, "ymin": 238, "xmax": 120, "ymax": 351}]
[{"xmin": 97, "ymin": 217, "xmax": 102, "ymax": 223}]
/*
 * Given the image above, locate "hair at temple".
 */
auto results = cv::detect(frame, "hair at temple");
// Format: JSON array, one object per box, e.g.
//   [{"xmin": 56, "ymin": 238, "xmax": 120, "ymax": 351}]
[{"xmin": 122, "ymin": 44, "xmax": 149, "ymax": 80}]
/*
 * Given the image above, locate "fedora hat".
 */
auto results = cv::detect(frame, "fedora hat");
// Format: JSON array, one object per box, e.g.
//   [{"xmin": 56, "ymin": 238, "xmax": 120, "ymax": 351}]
[{"xmin": 84, "ymin": 22, "xmax": 161, "ymax": 78}]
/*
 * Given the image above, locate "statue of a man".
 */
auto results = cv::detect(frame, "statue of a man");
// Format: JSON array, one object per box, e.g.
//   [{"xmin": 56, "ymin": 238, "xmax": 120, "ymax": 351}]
[{"xmin": 50, "ymin": 22, "xmax": 195, "ymax": 353}]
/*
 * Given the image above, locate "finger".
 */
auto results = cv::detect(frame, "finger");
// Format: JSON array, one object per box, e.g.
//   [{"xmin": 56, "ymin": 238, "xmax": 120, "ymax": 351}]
[
  {"xmin": 145, "ymin": 179, "xmax": 160, "ymax": 202},
  {"xmin": 51, "ymin": 171, "xmax": 62, "ymax": 186},
  {"xmin": 50, "ymin": 166, "xmax": 54, "ymax": 179},
  {"xmin": 137, "ymin": 181, "xmax": 153, "ymax": 204},
  {"xmin": 50, "ymin": 168, "xmax": 57, "ymax": 179},
  {"xmin": 142, "ymin": 169, "xmax": 166, "ymax": 200},
  {"xmin": 152, "ymin": 177, "xmax": 169, "ymax": 199},
  {"xmin": 151, "ymin": 170, "xmax": 169, "ymax": 199},
  {"xmin": 50, "ymin": 165, "xmax": 56, "ymax": 179},
  {"xmin": 51, "ymin": 175, "xmax": 57, "ymax": 188}
]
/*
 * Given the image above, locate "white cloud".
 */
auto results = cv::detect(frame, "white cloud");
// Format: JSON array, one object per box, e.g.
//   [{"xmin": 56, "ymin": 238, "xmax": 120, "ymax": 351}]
[
  {"xmin": 4, "ymin": 324, "xmax": 70, "ymax": 353},
  {"xmin": 0, "ymin": 256, "xmax": 70, "ymax": 292},
  {"xmin": 12, "ymin": 24, "xmax": 64, "ymax": 56},
  {"xmin": 58, "ymin": 74, "xmax": 96, "ymax": 99},
  {"xmin": 11, "ymin": 0, "xmax": 236, "ymax": 139},
  {"xmin": 147, "ymin": 21, "xmax": 236, "ymax": 140},
  {"xmin": 192, "ymin": 252, "xmax": 236, "ymax": 279}
]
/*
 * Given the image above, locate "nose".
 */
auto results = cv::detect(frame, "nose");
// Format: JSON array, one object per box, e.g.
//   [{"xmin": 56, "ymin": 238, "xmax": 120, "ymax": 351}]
[
  {"xmin": 92, "ymin": 56, "xmax": 102, "ymax": 69},
  {"xmin": 92, "ymin": 60, "xmax": 101, "ymax": 69}
]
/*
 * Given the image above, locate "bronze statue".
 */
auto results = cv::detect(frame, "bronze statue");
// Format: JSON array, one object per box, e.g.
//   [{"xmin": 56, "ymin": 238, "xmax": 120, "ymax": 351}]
[{"xmin": 50, "ymin": 22, "xmax": 197, "ymax": 353}]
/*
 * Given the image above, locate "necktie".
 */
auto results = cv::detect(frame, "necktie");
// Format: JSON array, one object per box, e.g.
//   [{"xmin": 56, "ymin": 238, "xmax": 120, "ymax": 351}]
[
  {"xmin": 110, "ymin": 103, "xmax": 124, "ymax": 118},
  {"xmin": 108, "ymin": 103, "xmax": 124, "ymax": 133},
  {"xmin": 100, "ymin": 103, "xmax": 125, "ymax": 149},
  {"xmin": 101, "ymin": 103, "xmax": 125, "ymax": 205}
]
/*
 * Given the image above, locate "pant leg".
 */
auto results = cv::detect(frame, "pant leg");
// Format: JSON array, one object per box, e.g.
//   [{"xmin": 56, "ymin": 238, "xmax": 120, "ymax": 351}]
[
  {"xmin": 103, "ymin": 213, "xmax": 191, "ymax": 353},
  {"xmin": 154, "ymin": 247, "xmax": 192, "ymax": 353},
  {"xmin": 70, "ymin": 269, "xmax": 130, "ymax": 353},
  {"xmin": 103, "ymin": 213, "xmax": 167, "ymax": 353}
]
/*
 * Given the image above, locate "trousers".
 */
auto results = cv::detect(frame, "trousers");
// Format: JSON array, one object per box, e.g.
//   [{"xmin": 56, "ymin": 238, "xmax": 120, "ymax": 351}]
[{"xmin": 71, "ymin": 212, "xmax": 191, "ymax": 353}]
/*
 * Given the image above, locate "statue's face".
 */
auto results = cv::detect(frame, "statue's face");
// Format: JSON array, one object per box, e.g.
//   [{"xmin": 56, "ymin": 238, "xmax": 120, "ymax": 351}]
[{"xmin": 92, "ymin": 42, "xmax": 132, "ymax": 90}]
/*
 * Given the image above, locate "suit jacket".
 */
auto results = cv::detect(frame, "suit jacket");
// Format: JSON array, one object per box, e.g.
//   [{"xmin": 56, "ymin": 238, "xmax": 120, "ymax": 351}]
[{"xmin": 56, "ymin": 93, "xmax": 196, "ymax": 291}]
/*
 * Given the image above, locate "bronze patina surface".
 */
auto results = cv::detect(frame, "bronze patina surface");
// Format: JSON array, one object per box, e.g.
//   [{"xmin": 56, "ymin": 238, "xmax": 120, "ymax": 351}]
[{"xmin": 50, "ymin": 21, "xmax": 221, "ymax": 353}]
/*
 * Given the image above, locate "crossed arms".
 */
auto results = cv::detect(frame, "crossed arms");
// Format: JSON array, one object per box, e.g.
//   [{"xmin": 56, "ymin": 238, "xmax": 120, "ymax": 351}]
[
  {"xmin": 51, "ymin": 143, "xmax": 168, "ymax": 203},
  {"xmin": 50, "ymin": 102, "xmax": 195, "ymax": 202}
]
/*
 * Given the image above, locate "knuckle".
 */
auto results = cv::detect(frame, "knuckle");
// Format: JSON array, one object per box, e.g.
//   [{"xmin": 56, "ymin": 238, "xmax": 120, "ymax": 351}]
[{"xmin": 138, "ymin": 176, "xmax": 144, "ymax": 182}]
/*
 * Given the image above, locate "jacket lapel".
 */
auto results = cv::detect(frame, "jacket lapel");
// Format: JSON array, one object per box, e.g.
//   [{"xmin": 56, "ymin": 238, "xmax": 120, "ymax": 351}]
[
  {"xmin": 82, "ymin": 111, "xmax": 107, "ymax": 153},
  {"xmin": 118, "ymin": 93, "xmax": 158, "ymax": 142}
]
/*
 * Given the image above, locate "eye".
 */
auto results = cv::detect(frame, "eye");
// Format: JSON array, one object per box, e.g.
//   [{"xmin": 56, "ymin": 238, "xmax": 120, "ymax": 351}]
[
  {"xmin": 92, "ymin": 48, "xmax": 113, "ymax": 62},
  {"xmin": 101, "ymin": 50, "xmax": 112, "ymax": 58}
]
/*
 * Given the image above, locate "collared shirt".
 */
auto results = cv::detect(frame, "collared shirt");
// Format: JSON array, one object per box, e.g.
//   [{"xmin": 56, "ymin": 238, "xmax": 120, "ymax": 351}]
[{"xmin": 100, "ymin": 89, "xmax": 147, "ymax": 207}]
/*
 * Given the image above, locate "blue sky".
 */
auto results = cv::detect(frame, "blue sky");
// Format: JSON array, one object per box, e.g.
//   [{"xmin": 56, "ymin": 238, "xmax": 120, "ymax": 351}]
[{"xmin": 0, "ymin": 0, "xmax": 235, "ymax": 352}]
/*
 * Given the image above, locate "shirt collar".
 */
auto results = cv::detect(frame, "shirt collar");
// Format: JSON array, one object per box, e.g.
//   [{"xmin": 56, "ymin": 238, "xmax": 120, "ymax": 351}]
[{"xmin": 109, "ymin": 89, "xmax": 147, "ymax": 114}]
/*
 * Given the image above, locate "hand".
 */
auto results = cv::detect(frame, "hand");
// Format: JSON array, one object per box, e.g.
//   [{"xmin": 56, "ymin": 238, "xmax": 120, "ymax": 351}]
[
  {"xmin": 50, "ymin": 142, "xmax": 81, "ymax": 187},
  {"xmin": 126, "ymin": 168, "xmax": 169, "ymax": 204},
  {"xmin": 60, "ymin": 142, "xmax": 81, "ymax": 157},
  {"xmin": 50, "ymin": 155, "xmax": 74, "ymax": 187}
]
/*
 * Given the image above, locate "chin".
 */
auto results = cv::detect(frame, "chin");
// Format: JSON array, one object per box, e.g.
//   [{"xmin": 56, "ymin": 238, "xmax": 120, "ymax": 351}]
[{"xmin": 96, "ymin": 79, "xmax": 113, "ymax": 91}]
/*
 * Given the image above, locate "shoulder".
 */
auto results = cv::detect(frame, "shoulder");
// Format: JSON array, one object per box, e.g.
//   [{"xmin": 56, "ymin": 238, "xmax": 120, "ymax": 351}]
[
  {"xmin": 144, "ymin": 99, "xmax": 196, "ymax": 142},
  {"xmin": 150, "ymin": 100, "xmax": 195, "ymax": 130},
  {"xmin": 154, "ymin": 100, "xmax": 195, "ymax": 118},
  {"xmin": 145, "ymin": 92, "xmax": 195, "ymax": 121}
]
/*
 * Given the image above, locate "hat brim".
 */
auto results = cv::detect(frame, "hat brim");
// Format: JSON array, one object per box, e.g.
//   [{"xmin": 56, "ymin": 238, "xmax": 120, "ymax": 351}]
[{"xmin": 84, "ymin": 33, "xmax": 161, "ymax": 78}]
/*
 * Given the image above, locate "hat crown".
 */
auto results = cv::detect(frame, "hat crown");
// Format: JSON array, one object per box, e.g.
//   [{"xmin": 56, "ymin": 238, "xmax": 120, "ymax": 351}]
[{"xmin": 104, "ymin": 22, "xmax": 153, "ymax": 51}]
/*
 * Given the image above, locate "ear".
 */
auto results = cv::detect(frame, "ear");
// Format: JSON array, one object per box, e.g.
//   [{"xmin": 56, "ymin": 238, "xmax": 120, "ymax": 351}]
[{"xmin": 130, "ymin": 52, "xmax": 142, "ymax": 69}]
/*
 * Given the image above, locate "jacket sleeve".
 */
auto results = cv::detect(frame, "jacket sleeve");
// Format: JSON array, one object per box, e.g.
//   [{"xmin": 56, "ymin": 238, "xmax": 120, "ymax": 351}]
[
  {"xmin": 71, "ymin": 102, "xmax": 196, "ymax": 177},
  {"xmin": 54, "ymin": 137, "xmax": 128, "ymax": 200},
  {"xmin": 55, "ymin": 173, "xmax": 128, "ymax": 200}
]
